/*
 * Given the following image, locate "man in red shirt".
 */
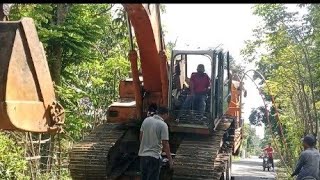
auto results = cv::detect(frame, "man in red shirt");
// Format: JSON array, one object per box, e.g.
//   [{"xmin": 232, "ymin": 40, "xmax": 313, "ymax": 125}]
[
  {"xmin": 177, "ymin": 64, "xmax": 210, "ymax": 121},
  {"xmin": 263, "ymin": 143, "xmax": 274, "ymax": 170},
  {"xmin": 189, "ymin": 64, "xmax": 210, "ymax": 113}
]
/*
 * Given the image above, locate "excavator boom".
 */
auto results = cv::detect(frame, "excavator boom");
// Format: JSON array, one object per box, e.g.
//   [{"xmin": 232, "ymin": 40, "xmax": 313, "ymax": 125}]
[
  {"xmin": 124, "ymin": 4, "xmax": 165, "ymax": 92},
  {"xmin": 106, "ymin": 4, "xmax": 169, "ymax": 123}
]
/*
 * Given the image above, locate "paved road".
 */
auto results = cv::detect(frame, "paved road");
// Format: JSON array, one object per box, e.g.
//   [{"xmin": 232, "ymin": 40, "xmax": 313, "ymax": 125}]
[{"xmin": 232, "ymin": 156, "xmax": 276, "ymax": 180}]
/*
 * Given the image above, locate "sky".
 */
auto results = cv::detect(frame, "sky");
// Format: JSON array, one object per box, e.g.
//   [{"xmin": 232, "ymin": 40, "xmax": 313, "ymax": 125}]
[{"xmin": 162, "ymin": 4, "xmax": 265, "ymax": 138}]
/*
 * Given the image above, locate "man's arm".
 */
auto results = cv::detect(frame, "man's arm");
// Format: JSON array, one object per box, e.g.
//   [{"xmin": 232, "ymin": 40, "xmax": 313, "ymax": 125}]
[
  {"xmin": 162, "ymin": 140, "xmax": 173, "ymax": 168},
  {"xmin": 139, "ymin": 121, "xmax": 145, "ymax": 142},
  {"xmin": 140, "ymin": 132, "xmax": 143, "ymax": 142},
  {"xmin": 292, "ymin": 153, "xmax": 306, "ymax": 176},
  {"xmin": 318, "ymin": 156, "xmax": 320, "ymax": 179},
  {"xmin": 318, "ymin": 157, "xmax": 320, "ymax": 178},
  {"xmin": 206, "ymin": 75, "xmax": 210, "ymax": 90},
  {"xmin": 161, "ymin": 123, "xmax": 173, "ymax": 169},
  {"xmin": 190, "ymin": 74, "xmax": 195, "ymax": 95}
]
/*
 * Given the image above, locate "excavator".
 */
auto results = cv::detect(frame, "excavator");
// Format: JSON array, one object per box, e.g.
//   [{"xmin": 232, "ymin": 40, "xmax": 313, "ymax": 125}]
[
  {"xmin": 0, "ymin": 3, "xmax": 243, "ymax": 180},
  {"xmin": 69, "ymin": 4, "xmax": 244, "ymax": 180}
]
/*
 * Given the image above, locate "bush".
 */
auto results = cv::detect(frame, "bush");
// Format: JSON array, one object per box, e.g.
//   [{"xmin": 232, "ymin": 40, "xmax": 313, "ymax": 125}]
[{"xmin": 0, "ymin": 133, "xmax": 29, "ymax": 179}]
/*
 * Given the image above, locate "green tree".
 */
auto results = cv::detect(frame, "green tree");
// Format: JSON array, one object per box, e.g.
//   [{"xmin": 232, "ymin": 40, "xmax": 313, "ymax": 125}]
[
  {"xmin": 242, "ymin": 123, "xmax": 260, "ymax": 157},
  {"xmin": 10, "ymin": 4, "xmax": 129, "ymax": 85},
  {"xmin": 7, "ymin": 3, "xmax": 132, "ymax": 178},
  {"xmin": 242, "ymin": 4, "xmax": 319, "ymax": 174}
]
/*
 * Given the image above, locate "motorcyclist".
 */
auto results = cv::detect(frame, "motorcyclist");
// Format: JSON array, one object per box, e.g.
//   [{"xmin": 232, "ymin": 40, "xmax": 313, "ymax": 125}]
[{"xmin": 262, "ymin": 143, "xmax": 275, "ymax": 171}]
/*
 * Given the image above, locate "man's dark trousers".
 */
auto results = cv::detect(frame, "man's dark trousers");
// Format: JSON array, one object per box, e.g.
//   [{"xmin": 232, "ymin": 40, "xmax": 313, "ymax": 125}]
[
  {"xmin": 140, "ymin": 156, "xmax": 161, "ymax": 180},
  {"xmin": 268, "ymin": 157, "xmax": 274, "ymax": 168}
]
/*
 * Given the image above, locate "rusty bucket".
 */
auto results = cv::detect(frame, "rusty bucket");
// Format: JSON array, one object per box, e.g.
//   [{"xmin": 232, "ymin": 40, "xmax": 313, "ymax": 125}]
[{"xmin": 0, "ymin": 18, "xmax": 64, "ymax": 133}]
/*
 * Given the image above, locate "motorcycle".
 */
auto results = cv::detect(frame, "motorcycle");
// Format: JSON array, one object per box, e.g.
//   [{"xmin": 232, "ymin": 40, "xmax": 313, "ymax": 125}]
[{"xmin": 262, "ymin": 155, "xmax": 272, "ymax": 171}]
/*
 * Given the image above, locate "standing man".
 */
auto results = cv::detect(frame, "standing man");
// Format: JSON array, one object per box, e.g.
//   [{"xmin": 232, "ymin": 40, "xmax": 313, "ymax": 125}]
[
  {"xmin": 263, "ymin": 143, "xmax": 275, "ymax": 171},
  {"xmin": 139, "ymin": 104, "xmax": 173, "ymax": 180},
  {"xmin": 291, "ymin": 135, "xmax": 320, "ymax": 180}
]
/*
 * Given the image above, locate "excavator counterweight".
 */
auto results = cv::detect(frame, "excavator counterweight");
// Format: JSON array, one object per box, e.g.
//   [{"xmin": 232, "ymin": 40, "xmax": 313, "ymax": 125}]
[{"xmin": 0, "ymin": 18, "xmax": 64, "ymax": 133}]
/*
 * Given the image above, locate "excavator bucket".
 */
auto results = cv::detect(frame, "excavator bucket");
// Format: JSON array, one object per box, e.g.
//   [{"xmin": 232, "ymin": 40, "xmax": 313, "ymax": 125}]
[{"xmin": 0, "ymin": 18, "xmax": 64, "ymax": 133}]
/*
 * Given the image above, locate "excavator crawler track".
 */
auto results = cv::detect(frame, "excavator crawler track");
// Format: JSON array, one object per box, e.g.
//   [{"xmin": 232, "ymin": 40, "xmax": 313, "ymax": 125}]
[
  {"xmin": 69, "ymin": 123, "xmax": 126, "ymax": 179},
  {"xmin": 172, "ymin": 121, "xmax": 232, "ymax": 180}
]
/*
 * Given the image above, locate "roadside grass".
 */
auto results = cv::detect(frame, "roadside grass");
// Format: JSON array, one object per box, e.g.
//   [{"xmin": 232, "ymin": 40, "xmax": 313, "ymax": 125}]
[
  {"xmin": 232, "ymin": 156, "xmax": 241, "ymax": 162},
  {"xmin": 275, "ymin": 161, "xmax": 293, "ymax": 180}
]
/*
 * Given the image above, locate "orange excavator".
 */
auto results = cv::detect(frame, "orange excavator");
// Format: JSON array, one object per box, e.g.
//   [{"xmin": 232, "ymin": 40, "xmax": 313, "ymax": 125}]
[
  {"xmin": 69, "ymin": 4, "xmax": 244, "ymax": 180},
  {"xmin": 0, "ymin": 3, "xmax": 244, "ymax": 180}
]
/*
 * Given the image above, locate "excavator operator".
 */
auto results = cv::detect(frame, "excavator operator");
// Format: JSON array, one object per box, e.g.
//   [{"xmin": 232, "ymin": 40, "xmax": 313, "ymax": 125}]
[
  {"xmin": 190, "ymin": 64, "xmax": 211, "ymax": 113},
  {"xmin": 176, "ymin": 64, "xmax": 211, "ymax": 121}
]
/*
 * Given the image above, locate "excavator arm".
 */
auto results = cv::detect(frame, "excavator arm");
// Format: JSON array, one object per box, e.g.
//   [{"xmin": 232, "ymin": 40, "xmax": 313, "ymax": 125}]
[
  {"xmin": 107, "ymin": 4, "xmax": 169, "ymax": 122},
  {"xmin": 124, "ymin": 3, "xmax": 169, "ymax": 104},
  {"xmin": 0, "ymin": 3, "xmax": 167, "ymax": 132},
  {"xmin": 124, "ymin": 4, "xmax": 164, "ymax": 92}
]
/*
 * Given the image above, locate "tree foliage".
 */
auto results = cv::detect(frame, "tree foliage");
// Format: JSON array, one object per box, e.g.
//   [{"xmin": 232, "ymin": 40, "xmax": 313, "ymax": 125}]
[
  {"xmin": 242, "ymin": 123, "xmax": 260, "ymax": 157},
  {"xmin": 243, "ymin": 4, "xmax": 320, "ymax": 174},
  {"xmin": 6, "ymin": 3, "xmax": 132, "ymax": 178},
  {"xmin": 0, "ymin": 133, "xmax": 28, "ymax": 180},
  {"xmin": 10, "ymin": 4, "xmax": 129, "ymax": 84}
]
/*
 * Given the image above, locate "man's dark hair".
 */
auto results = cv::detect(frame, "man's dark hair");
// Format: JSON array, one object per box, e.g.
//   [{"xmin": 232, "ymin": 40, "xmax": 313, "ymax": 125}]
[
  {"xmin": 148, "ymin": 103, "xmax": 157, "ymax": 113},
  {"xmin": 303, "ymin": 135, "xmax": 316, "ymax": 147},
  {"xmin": 147, "ymin": 104, "xmax": 168, "ymax": 115},
  {"xmin": 157, "ymin": 106, "xmax": 168, "ymax": 115}
]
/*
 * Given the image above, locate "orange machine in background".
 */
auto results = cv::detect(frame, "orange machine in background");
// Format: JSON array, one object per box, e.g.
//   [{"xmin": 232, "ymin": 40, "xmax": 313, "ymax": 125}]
[
  {"xmin": 70, "ymin": 4, "xmax": 245, "ymax": 180},
  {"xmin": 226, "ymin": 77, "xmax": 244, "ymax": 155}
]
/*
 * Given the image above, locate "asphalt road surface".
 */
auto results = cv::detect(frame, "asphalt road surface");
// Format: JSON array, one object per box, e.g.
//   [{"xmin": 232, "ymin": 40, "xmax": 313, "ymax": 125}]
[{"xmin": 232, "ymin": 156, "xmax": 276, "ymax": 180}]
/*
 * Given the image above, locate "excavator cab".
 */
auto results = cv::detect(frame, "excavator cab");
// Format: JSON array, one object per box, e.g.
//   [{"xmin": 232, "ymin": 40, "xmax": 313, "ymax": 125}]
[
  {"xmin": 0, "ymin": 18, "xmax": 64, "ymax": 133},
  {"xmin": 168, "ymin": 50, "xmax": 232, "ymax": 134}
]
